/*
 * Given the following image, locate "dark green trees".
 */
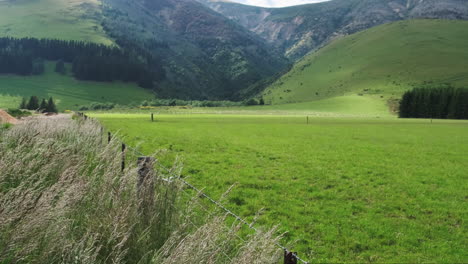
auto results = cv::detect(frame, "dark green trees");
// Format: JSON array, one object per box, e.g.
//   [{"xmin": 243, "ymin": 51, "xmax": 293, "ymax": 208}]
[
  {"xmin": 399, "ymin": 85, "xmax": 468, "ymax": 120},
  {"xmin": 245, "ymin": 98, "xmax": 259, "ymax": 106},
  {"xmin": 19, "ymin": 97, "xmax": 27, "ymax": 109},
  {"xmin": 26, "ymin": 96, "xmax": 40, "ymax": 110},
  {"xmin": 0, "ymin": 37, "xmax": 165, "ymax": 88},
  {"xmin": 32, "ymin": 58, "xmax": 45, "ymax": 75},
  {"xmin": 259, "ymin": 98, "xmax": 265, "ymax": 105},
  {"xmin": 40, "ymin": 99, "xmax": 47, "ymax": 110},
  {"xmin": 55, "ymin": 60, "xmax": 66, "ymax": 75},
  {"xmin": 46, "ymin": 97, "xmax": 58, "ymax": 113},
  {"xmin": 22, "ymin": 96, "xmax": 58, "ymax": 112}
]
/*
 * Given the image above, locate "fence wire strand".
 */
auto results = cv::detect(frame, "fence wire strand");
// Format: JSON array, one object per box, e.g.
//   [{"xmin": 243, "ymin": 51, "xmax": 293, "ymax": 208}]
[{"xmin": 81, "ymin": 113, "xmax": 309, "ymax": 264}]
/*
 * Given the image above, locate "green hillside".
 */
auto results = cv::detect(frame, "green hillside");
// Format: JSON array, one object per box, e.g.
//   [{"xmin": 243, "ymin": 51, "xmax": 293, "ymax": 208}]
[
  {"xmin": 0, "ymin": 0, "xmax": 112, "ymax": 44},
  {"xmin": 0, "ymin": 62, "xmax": 153, "ymax": 110},
  {"xmin": 263, "ymin": 19, "xmax": 468, "ymax": 107}
]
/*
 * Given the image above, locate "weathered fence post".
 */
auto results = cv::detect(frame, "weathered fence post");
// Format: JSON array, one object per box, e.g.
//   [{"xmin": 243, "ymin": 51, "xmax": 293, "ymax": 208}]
[
  {"xmin": 108, "ymin": 132, "xmax": 112, "ymax": 144},
  {"xmin": 307, "ymin": 116, "xmax": 309, "ymax": 125},
  {"xmin": 137, "ymin": 157, "xmax": 155, "ymax": 191},
  {"xmin": 151, "ymin": 113, "xmax": 154, "ymax": 122},
  {"xmin": 121, "ymin": 143, "xmax": 126, "ymax": 172},
  {"xmin": 284, "ymin": 250, "xmax": 298, "ymax": 264}
]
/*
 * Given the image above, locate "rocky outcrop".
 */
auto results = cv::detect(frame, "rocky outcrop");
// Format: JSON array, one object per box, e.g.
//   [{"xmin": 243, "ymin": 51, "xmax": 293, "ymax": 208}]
[{"xmin": 198, "ymin": 0, "xmax": 468, "ymax": 60}]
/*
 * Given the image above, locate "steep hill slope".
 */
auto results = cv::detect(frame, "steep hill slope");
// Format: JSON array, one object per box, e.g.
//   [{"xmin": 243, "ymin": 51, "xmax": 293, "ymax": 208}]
[
  {"xmin": 0, "ymin": 0, "xmax": 112, "ymax": 45},
  {"xmin": 200, "ymin": 0, "xmax": 468, "ymax": 60},
  {"xmin": 0, "ymin": 0, "xmax": 288, "ymax": 101},
  {"xmin": 262, "ymin": 19, "xmax": 468, "ymax": 105},
  {"xmin": 98, "ymin": 0, "xmax": 288, "ymax": 99}
]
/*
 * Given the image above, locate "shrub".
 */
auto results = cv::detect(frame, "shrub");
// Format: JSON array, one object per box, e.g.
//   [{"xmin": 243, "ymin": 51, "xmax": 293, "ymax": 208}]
[
  {"xmin": 6, "ymin": 108, "xmax": 31, "ymax": 118},
  {"xmin": 146, "ymin": 99, "xmax": 243, "ymax": 108},
  {"xmin": 244, "ymin": 98, "xmax": 259, "ymax": 106},
  {"xmin": 1, "ymin": 123, "xmax": 12, "ymax": 131},
  {"xmin": 78, "ymin": 102, "xmax": 115, "ymax": 111}
]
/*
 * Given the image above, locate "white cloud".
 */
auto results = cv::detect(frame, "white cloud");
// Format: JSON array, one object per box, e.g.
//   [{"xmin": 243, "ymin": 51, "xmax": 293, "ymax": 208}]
[{"xmin": 228, "ymin": 0, "xmax": 330, "ymax": 8}]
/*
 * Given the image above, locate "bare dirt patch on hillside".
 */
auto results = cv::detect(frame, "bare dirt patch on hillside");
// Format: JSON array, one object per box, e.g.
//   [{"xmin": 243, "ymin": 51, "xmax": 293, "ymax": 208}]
[{"xmin": 0, "ymin": 109, "xmax": 18, "ymax": 124}]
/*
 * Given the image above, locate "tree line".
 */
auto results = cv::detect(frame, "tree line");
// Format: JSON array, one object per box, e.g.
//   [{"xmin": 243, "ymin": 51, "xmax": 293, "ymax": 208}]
[
  {"xmin": 399, "ymin": 85, "xmax": 468, "ymax": 120},
  {"xmin": 19, "ymin": 96, "xmax": 58, "ymax": 113},
  {"xmin": 0, "ymin": 37, "xmax": 165, "ymax": 88}
]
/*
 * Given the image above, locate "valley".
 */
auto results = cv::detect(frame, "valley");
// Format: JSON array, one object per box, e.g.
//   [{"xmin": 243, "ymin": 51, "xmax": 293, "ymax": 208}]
[
  {"xmin": 0, "ymin": 62, "xmax": 152, "ymax": 110},
  {"xmin": 1, "ymin": 0, "xmax": 468, "ymax": 263}
]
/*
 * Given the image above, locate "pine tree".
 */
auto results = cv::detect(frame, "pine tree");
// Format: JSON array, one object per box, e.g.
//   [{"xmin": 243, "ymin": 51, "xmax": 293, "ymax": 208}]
[
  {"xmin": 27, "ymin": 96, "xmax": 40, "ymax": 110},
  {"xmin": 19, "ymin": 97, "xmax": 27, "ymax": 109},
  {"xmin": 46, "ymin": 97, "xmax": 58, "ymax": 113},
  {"xmin": 55, "ymin": 60, "xmax": 66, "ymax": 74},
  {"xmin": 39, "ymin": 99, "xmax": 47, "ymax": 111}
]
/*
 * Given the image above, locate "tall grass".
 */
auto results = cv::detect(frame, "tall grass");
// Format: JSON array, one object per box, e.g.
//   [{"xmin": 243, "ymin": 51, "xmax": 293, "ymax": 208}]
[{"xmin": 0, "ymin": 116, "xmax": 280, "ymax": 263}]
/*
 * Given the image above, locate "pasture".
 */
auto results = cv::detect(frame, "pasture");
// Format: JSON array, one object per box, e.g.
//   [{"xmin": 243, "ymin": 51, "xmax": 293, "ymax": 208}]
[
  {"xmin": 264, "ymin": 20, "xmax": 468, "ymax": 105},
  {"xmin": 0, "ymin": 62, "xmax": 153, "ymax": 110},
  {"xmin": 92, "ymin": 112, "xmax": 468, "ymax": 262},
  {"xmin": 0, "ymin": 0, "xmax": 112, "ymax": 44}
]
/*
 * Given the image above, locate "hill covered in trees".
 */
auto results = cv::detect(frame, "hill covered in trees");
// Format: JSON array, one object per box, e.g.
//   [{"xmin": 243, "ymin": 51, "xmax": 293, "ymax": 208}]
[{"xmin": 0, "ymin": 37, "xmax": 164, "ymax": 88}]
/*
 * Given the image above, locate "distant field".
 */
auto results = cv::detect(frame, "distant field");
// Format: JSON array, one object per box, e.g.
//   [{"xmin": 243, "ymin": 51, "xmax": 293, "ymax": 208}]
[
  {"xmin": 264, "ymin": 19, "xmax": 468, "ymax": 105},
  {"xmin": 0, "ymin": 0, "xmax": 112, "ymax": 44},
  {"xmin": 0, "ymin": 62, "xmax": 154, "ymax": 110},
  {"xmin": 102, "ymin": 95, "xmax": 392, "ymax": 118},
  {"xmin": 93, "ymin": 113, "xmax": 468, "ymax": 262}
]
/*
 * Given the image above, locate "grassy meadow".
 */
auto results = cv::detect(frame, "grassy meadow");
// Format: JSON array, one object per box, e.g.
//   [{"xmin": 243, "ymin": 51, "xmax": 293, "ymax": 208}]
[
  {"xmin": 0, "ymin": 62, "xmax": 153, "ymax": 110},
  {"xmin": 92, "ymin": 112, "xmax": 468, "ymax": 262},
  {"xmin": 264, "ymin": 19, "xmax": 468, "ymax": 105},
  {"xmin": 0, "ymin": 0, "xmax": 112, "ymax": 44}
]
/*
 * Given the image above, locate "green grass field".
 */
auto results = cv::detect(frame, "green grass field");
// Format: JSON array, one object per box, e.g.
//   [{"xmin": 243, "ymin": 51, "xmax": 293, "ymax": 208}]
[
  {"xmin": 92, "ymin": 113, "xmax": 468, "ymax": 263},
  {"xmin": 0, "ymin": 0, "xmax": 112, "ymax": 44},
  {"xmin": 0, "ymin": 62, "xmax": 154, "ymax": 110},
  {"xmin": 107, "ymin": 95, "xmax": 392, "ymax": 118},
  {"xmin": 264, "ymin": 19, "xmax": 468, "ymax": 105}
]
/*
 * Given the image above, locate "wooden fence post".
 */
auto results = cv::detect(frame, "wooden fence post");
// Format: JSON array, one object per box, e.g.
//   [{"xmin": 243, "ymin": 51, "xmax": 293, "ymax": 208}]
[
  {"xmin": 284, "ymin": 250, "xmax": 298, "ymax": 264},
  {"xmin": 307, "ymin": 116, "xmax": 309, "ymax": 125},
  {"xmin": 151, "ymin": 113, "xmax": 154, "ymax": 122},
  {"xmin": 137, "ymin": 157, "xmax": 155, "ymax": 190},
  {"xmin": 121, "ymin": 143, "xmax": 126, "ymax": 172},
  {"xmin": 108, "ymin": 132, "xmax": 112, "ymax": 144}
]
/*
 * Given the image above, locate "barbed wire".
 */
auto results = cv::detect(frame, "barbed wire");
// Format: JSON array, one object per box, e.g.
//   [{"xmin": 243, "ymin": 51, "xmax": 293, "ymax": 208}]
[
  {"xmin": 124, "ymin": 140, "xmax": 310, "ymax": 264},
  {"xmin": 80, "ymin": 113, "xmax": 309, "ymax": 263}
]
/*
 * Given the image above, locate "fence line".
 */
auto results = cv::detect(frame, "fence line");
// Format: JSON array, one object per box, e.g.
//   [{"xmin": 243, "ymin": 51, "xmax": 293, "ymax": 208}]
[{"xmin": 78, "ymin": 112, "xmax": 309, "ymax": 264}]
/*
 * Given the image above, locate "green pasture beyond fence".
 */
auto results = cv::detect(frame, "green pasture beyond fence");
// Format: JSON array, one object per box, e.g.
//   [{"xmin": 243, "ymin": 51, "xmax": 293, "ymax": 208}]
[{"xmin": 77, "ymin": 112, "xmax": 309, "ymax": 264}]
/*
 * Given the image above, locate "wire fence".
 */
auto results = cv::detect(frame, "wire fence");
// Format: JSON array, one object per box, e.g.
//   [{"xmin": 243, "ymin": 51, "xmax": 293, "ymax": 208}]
[{"xmin": 78, "ymin": 112, "xmax": 309, "ymax": 264}]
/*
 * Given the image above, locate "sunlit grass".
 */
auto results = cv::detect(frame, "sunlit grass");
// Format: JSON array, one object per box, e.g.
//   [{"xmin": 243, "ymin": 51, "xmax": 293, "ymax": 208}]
[{"xmin": 93, "ymin": 113, "xmax": 468, "ymax": 262}]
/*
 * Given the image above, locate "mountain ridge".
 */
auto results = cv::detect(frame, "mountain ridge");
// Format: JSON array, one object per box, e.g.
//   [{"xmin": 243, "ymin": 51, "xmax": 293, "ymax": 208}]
[
  {"xmin": 198, "ymin": 0, "xmax": 468, "ymax": 60},
  {"xmin": 102, "ymin": 0, "xmax": 290, "ymax": 100}
]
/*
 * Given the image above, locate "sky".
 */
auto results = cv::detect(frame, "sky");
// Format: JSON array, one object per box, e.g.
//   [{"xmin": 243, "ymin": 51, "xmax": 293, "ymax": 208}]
[{"xmin": 228, "ymin": 0, "xmax": 330, "ymax": 8}]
